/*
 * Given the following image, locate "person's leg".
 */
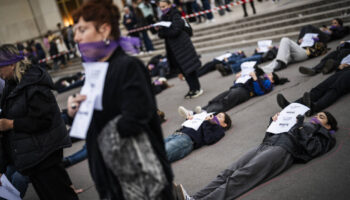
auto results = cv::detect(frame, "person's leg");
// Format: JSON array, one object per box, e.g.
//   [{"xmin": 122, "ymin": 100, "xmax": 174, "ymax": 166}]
[
  {"xmin": 30, "ymin": 164, "xmax": 78, "ymax": 200},
  {"xmin": 308, "ymin": 70, "xmax": 342, "ymax": 102},
  {"xmin": 204, "ymin": 90, "xmax": 231, "ymax": 112},
  {"xmin": 201, "ymin": 0, "xmax": 213, "ymax": 20},
  {"xmin": 313, "ymin": 69, "xmax": 350, "ymax": 112},
  {"xmin": 276, "ymin": 37, "xmax": 308, "ymax": 65},
  {"xmin": 198, "ymin": 60, "xmax": 217, "ymax": 77},
  {"xmin": 231, "ymin": 54, "xmax": 263, "ymax": 72},
  {"xmin": 220, "ymin": 87, "xmax": 251, "ymax": 112},
  {"xmin": 184, "ymin": 70, "xmax": 201, "ymax": 91},
  {"xmin": 242, "ymin": 3, "xmax": 248, "ymax": 17},
  {"xmin": 142, "ymin": 31, "xmax": 154, "ymax": 51},
  {"xmin": 165, "ymin": 133, "xmax": 194, "ymax": 162},
  {"xmin": 5, "ymin": 166, "xmax": 30, "ymax": 198},
  {"xmin": 64, "ymin": 144, "xmax": 88, "ymax": 167},
  {"xmin": 250, "ymin": 0, "xmax": 256, "ymax": 14},
  {"xmin": 193, "ymin": 145, "xmax": 293, "ymax": 200}
]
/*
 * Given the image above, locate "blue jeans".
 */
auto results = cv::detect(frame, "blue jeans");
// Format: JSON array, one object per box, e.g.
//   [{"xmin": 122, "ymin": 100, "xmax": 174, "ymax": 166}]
[
  {"xmin": 141, "ymin": 31, "xmax": 154, "ymax": 51},
  {"xmin": 64, "ymin": 144, "xmax": 87, "ymax": 166},
  {"xmin": 2, "ymin": 165, "xmax": 30, "ymax": 198},
  {"xmin": 229, "ymin": 54, "xmax": 262, "ymax": 73},
  {"xmin": 201, "ymin": 0, "xmax": 213, "ymax": 19},
  {"xmin": 164, "ymin": 133, "xmax": 193, "ymax": 163}
]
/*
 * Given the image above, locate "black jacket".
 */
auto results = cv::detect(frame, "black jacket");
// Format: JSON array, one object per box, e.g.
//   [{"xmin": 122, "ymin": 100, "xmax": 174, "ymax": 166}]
[
  {"xmin": 263, "ymin": 116, "xmax": 336, "ymax": 163},
  {"xmin": 181, "ymin": 121, "xmax": 225, "ymax": 149},
  {"xmin": 0, "ymin": 66, "xmax": 71, "ymax": 173},
  {"xmin": 85, "ymin": 47, "xmax": 173, "ymax": 199},
  {"xmin": 158, "ymin": 7, "xmax": 201, "ymax": 75}
]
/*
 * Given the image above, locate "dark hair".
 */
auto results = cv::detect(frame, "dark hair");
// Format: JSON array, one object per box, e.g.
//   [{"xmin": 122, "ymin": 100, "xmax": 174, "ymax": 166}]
[
  {"xmin": 334, "ymin": 18, "xmax": 343, "ymax": 27},
  {"xmin": 272, "ymin": 72, "xmax": 289, "ymax": 85},
  {"xmin": 159, "ymin": 0, "xmax": 172, "ymax": 4},
  {"xmin": 324, "ymin": 111, "xmax": 338, "ymax": 131},
  {"xmin": 223, "ymin": 113, "xmax": 232, "ymax": 131},
  {"xmin": 72, "ymin": 0, "xmax": 121, "ymax": 40}
]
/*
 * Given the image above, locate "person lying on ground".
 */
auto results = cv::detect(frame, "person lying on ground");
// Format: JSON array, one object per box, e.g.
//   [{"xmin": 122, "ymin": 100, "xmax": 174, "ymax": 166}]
[
  {"xmin": 262, "ymin": 29, "xmax": 328, "ymax": 72},
  {"xmin": 176, "ymin": 111, "xmax": 338, "ymax": 200},
  {"xmin": 152, "ymin": 77, "xmax": 173, "ymax": 95},
  {"xmin": 147, "ymin": 54, "xmax": 171, "ymax": 77},
  {"xmin": 179, "ymin": 67, "xmax": 288, "ymax": 114},
  {"xmin": 277, "ymin": 59, "xmax": 350, "ymax": 116},
  {"xmin": 54, "ymin": 72, "xmax": 85, "ymax": 93},
  {"xmin": 164, "ymin": 112, "xmax": 232, "ymax": 163},
  {"xmin": 299, "ymin": 18, "xmax": 349, "ymax": 44},
  {"xmin": 299, "ymin": 40, "xmax": 350, "ymax": 75}
]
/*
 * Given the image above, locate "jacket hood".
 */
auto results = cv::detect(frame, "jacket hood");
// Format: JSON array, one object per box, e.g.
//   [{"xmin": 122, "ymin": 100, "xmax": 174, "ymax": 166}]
[{"xmin": 13, "ymin": 65, "xmax": 54, "ymax": 92}]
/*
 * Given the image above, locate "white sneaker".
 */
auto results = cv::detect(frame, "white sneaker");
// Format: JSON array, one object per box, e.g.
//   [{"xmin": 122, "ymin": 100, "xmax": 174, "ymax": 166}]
[
  {"xmin": 194, "ymin": 106, "xmax": 202, "ymax": 114},
  {"xmin": 190, "ymin": 89, "xmax": 204, "ymax": 99},
  {"xmin": 178, "ymin": 106, "xmax": 193, "ymax": 119}
]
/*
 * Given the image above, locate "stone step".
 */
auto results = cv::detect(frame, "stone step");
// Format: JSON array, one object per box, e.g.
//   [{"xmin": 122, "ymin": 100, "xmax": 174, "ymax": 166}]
[{"xmin": 150, "ymin": 0, "xmax": 349, "ymax": 46}]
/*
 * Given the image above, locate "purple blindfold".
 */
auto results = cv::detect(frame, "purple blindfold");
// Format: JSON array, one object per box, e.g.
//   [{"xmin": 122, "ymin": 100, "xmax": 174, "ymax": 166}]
[
  {"xmin": 0, "ymin": 51, "xmax": 24, "ymax": 67},
  {"xmin": 77, "ymin": 37, "xmax": 141, "ymax": 62}
]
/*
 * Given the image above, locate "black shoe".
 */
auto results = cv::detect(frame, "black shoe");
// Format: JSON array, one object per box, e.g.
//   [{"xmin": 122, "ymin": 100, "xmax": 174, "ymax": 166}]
[
  {"xmin": 276, "ymin": 93, "xmax": 290, "ymax": 109},
  {"xmin": 184, "ymin": 89, "xmax": 203, "ymax": 99},
  {"xmin": 216, "ymin": 63, "xmax": 229, "ymax": 76},
  {"xmin": 302, "ymin": 92, "xmax": 313, "ymax": 116},
  {"xmin": 322, "ymin": 59, "xmax": 335, "ymax": 74},
  {"xmin": 274, "ymin": 60, "xmax": 287, "ymax": 72},
  {"xmin": 299, "ymin": 66, "xmax": 317, "ymax": 76},
  {"xmin": 226, "ymin": 8, "xmax": 232, "ymax": 12}
]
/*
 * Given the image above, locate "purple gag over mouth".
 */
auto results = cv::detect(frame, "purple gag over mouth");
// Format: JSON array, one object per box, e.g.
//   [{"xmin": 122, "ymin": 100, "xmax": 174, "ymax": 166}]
[
  {"xmin": 212, "ymin": 116, "xmax": 220, "ymax": 125},
  {"xmin": 310, "ymin": 117, "xmax": 321, "ymax": 125},
  {"xmin": 77, "ymin": 37, "xmax": 141, "ymax": 62}
]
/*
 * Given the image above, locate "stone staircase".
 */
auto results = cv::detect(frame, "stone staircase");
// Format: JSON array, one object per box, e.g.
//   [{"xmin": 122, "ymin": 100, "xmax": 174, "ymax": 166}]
[{"xmin": 135, "ymin": 0, "xmax": 350, "ymax": 63}]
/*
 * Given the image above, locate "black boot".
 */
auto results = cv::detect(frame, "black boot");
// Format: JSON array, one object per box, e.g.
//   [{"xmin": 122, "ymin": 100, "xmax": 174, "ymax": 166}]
[
  {"xmin": 322, "ymin": 59, "xmax": 336, "ymax": 74},
  {"xmin": 274, "ymin": 60, "xmax": 287, "ymax": 71},
  {"xmin": 276, "ymin": 93, "xmax": 290, "ymax": 109},
  {"xmin": 299, "ymin": 66, "xmax": 317, "ymax": 76}
]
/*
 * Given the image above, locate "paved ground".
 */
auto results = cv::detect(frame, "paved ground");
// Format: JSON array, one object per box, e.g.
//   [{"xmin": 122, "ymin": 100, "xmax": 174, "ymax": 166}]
[{"xmin": 23, "ymin": 1, "xmax": 350, "ymax": 199}]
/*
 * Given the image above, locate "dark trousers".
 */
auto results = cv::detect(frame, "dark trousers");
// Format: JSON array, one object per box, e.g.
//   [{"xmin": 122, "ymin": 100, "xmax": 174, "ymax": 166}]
[
  {"xmin": 313, "ymin": 48, "xmax": 350, "ymax": 72},
  {"xmin": 242, "ymin": 0, "xmax": 256, "ymax": 16},
  {"xmin": 198, "ymin": 60, "xmax": 221, "ymax": 77},
  {"xmin": 296, "ymin": 68, "xmax": 350, "ymax": 112},
  {"xmin": 184, "ymin": 70, "xmax": 201, "ymax": 91},
  {"xmin": 30, "ymin": 163, "xmax": 78, "ymax": 200},
  {"xmin": 193, "ymin": 145, "xmax": 294, "ymax": 200},
  {"xmin": 203, "ymin": 87, "xmax": 250, "ymax": 113},
  {"xmin": 298, "ymin": 25, "xmax": 330, "ymax": 44}
]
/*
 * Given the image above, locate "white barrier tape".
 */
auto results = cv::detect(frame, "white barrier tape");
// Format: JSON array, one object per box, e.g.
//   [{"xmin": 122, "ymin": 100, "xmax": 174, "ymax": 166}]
[{"xmin": 38, "ymin": 51, "xmax": 72, "ymax": 63}]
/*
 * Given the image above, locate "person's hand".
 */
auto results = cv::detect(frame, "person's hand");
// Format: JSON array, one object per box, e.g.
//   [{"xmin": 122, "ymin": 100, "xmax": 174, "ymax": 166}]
[
  {"xmin": 338, "ymin": 64, "xmax": 350, "ymax": 70},
  {"xmin": 178, "ymin": 73, "xmax": 185, "ymax": 81},
  {"xmin": 340, "ymin": 41, "xmax": 345, "ymax": 44},
  {"xmin": 187, "ymin": 115, "xmax": 194, "ymax": 120},
  {"xmin": 0, "ymin": 173, "xmax": 2, "ymax": 186},
  {"xmin": 205, "ymin": 114, "xmax": 214, "ymax": 120},
  {"xmin": 126, "ymin": 19, "xmax": 132, "ymax": 24},
  {"xmin": 67, "ymin": 94, "xmax": 87, "ymax": 117},
  {"xmin": 0, "ymin": 119, "xmax": 14, "ymax": 131},
  {"xmin": 154, "ymin": 26, "xmax": 159, "ymax": 31},
  {"xmin": 272, "ymin": 112, "xmax": 280, "ymax": 121},
  {"xmin": 249, "ymin": 71, "xmax": 258, "ymax": 81},
  {"xmin": 235, "ymin": 72, "xmax": 242, "ymax": 79},
  {"xmin": 298, "ymin": 38, "xmax": 303, "ymax": 44},
  {"xmin": 224, "ymin": 57, "xmax": 229, "ymax": 62}
]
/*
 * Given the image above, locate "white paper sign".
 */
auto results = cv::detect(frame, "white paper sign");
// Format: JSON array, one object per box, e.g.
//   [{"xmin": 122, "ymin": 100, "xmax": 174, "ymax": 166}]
[
  {"xmin": 153, "ymin": 21, "xmax": 172, "ymax": 27},
  {"xmin": 257, "ymin": 40, "xmax": 272, "ymax": 53},
  {"xmin": 182, "ymin": 112, "xmax": 214, "ymax": 131},
  {"xmin": 340, "ymin": 54, "xmax": 350, "ymax": 65},
  {"xmin": 0, "ymin": 175, "xmax": 21, "ymax": 200},
  {"xmin": 235, "ymin": 61, "xmax": 256, "ymax": 84},
  {"xmin": 266, "ymin": 103, "xmax": 310, "ymax": 134},
  {"xmin": 214, "ymin": 53, "xmax": 232, "ymax": 61},
  {"xmin": 70, "ymin": 62, "xmax": 109, "ymax": 139},
  {"xmin": 300, "ymin": 33, "xmax": 318, "ymax": 48}
]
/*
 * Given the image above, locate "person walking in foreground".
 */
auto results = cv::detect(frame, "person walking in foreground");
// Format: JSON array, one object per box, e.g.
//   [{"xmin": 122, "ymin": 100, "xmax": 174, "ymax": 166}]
[
  {"xmin": 177, "ymin": 110, "xmax": 337, "ymax": 200},
  {"xmin": 0, "ymin": 44, "xmax": 77, "ymax": 200},
  {"xmin": 72, "ymin": 0, "xmax": 174, "ymax": 199},
  {"xmin": 157, "ymin": 0, "xmax": 203, "ymax": 99}
]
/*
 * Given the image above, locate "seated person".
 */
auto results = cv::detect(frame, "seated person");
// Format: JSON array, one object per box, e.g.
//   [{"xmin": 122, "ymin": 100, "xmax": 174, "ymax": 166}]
[
  {"xmin": 179, "ymin": 67, "xmax": 288, "ymax": 114},
  {"xmin": 54, "ymin": 72, "xmax": 85, "ymax": 93},
  {"xmin": 277, "ymin": 58, "xmax": 350, "ymax": 116},
  {"xmin": 177, "ymin": 111, "xmax": 338, "ymax": 200},
  {"xmin": 164, "ymin": 112, "xmax": 232, "ymax": 163},
  {"xmin": 262, "ymin": 31, "xmax": 328, "ymax": 72},
  {"xmin": 299, "ymin": 40, "xmax": 350, "ymax": 75}
]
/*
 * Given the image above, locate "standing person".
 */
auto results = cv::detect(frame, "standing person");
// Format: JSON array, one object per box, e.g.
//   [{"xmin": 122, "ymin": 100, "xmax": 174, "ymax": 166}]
[
  {"xmin": 0, "ymin": 44, "xmax": 77, "ymax": 200},
  {"xmin": 242, "ymin": 0, "xmax": 256, "ymax": 17},
  {"xmin": 158, "ymin": 0, "xmax": 203, "ymax": 99},
  {"xmin": 72, "ymin": 0, "xmax": 174, "ymax": 199},
  {"xmin": 138, "ymin": 0, "xmax": 157, "ymax": 34}
]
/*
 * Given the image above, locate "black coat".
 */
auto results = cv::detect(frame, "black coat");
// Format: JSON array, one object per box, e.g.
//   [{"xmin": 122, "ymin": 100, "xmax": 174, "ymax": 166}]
[
  {"xmin": 263, "ymin": 116, "xmax": 336, "ymax": 163},
  {"xmin": 0, "ymin": 66, "xmax": 71, "ymax": 173},
  {"xmin": 85, "ymin": 47, "xmax": 173, "ymax": 199},
  {"xmin": 158, "ymin": 7, "xmax": 201, "ymax": 75}
]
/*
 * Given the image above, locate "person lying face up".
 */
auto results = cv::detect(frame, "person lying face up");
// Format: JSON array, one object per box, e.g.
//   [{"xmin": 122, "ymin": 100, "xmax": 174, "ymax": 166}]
[{"xmin": 164, "ymin": 112, "xmax": 232, "ymax": 163}]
